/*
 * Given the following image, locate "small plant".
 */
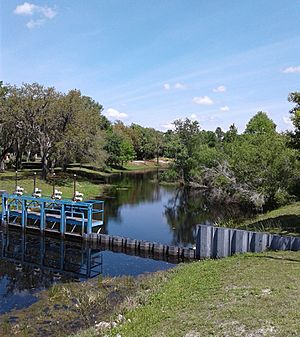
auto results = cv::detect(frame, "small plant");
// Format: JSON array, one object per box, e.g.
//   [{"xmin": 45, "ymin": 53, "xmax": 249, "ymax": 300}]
[{"xmin": 48, "ymin": 283, "xmax": 64, "ymax": 301}]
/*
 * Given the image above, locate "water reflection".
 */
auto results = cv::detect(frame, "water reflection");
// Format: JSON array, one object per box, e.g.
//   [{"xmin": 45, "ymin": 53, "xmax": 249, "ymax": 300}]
[
  {"xmin": 100, "ymin": 172, "xmax": 254, "ymax": 246},
  {"xmin": 102, "ymin": 171, "xmax": 162, "ymax": 224},
  {"xmin": 164, "ymin": 188, "xmax": 254, "ymax": 245},
  {"xmin": 0, "ymin": 226, "xmax": 175, "ymax": 314}
]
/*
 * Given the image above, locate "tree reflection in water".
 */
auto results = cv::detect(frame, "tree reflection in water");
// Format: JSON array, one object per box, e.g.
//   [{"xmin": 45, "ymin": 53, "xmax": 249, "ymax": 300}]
[{"xmin": 164, "ymin": 187, "xmax": 254, "ymax": 247}]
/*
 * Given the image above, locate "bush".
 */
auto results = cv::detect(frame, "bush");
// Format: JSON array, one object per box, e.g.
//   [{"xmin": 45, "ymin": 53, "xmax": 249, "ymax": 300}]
[{"xmin": 273, "ymin": 188, "xmax": 292, "ymax": 207}]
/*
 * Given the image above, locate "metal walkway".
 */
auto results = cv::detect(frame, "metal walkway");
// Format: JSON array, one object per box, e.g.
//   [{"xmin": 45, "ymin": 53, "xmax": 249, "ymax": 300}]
[{"xmin": 1, "ymin": 193, "xmax": 104, "ymax": 237}]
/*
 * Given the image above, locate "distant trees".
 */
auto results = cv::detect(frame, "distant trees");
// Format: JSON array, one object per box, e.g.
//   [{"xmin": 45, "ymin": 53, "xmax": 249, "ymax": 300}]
[
  {"xmin": 162, "ymin": 110, "xmax": 299, "ymax": 209},
  {"xmin": 1, "ymin": 81, "xmax": 299, "ymax": 210},
  {"xmin": 0, "ymin": 83, "xmax": 107, "ymax": 178},
  {"xmin": 105, "ymin": 131, "xmax": 135, "ymax": 167},
  {"xmin": 245, "ymin": 111, "xmax": 276, "ymax": 135},
  {"xmin": 0, "ymin": 81, "xmax": 167, "ymax": 177}
]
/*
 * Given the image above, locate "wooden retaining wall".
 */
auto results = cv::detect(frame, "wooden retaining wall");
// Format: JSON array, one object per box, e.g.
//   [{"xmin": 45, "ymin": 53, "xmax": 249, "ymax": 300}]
[
  {"xmin": 83, "ymin": 233, "xmax": 196, "ymax": 260},
  {"xmin": 196, "ymin": 224, "xmax": 300, "ymax": 259}
]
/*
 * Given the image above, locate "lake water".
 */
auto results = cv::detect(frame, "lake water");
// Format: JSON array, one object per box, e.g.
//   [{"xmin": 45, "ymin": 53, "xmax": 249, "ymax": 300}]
[{"xmin": 0, "ymin": 170, "xmax": 252, "ymax": 314}]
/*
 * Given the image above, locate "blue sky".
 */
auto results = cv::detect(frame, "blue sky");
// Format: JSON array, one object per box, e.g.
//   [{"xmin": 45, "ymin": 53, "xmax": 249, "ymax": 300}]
[{"xmin": 1, "ymin": 0, "xmax": 300, "ymax": 132}]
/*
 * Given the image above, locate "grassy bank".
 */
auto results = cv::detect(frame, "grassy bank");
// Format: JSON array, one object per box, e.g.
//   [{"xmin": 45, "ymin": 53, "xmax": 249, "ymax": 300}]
[
  {"xmin": 0, "ymin": 171, "xmax": 104, "ymax": 199},
  {"xmin": 86, "ymin": 251, "xmax": 300, "ymax": 337},
  {"xmin": 0, "ymin": 160, "xmax": 165, "ymax": 198},
  {"xmin": 234, "ymin": 202, "xmax": 300, "ymax": 237},
  {"xmin": 1, "ymin": 251, "xmax": 299, "ymax": 337}
]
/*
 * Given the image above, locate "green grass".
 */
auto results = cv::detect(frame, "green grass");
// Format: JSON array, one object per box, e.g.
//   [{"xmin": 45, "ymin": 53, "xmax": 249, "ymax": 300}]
[
  {"xmin": 0, "ymin": 171, "xmax": 104, "ymax": 199},
  {"xmin": 0, "ymin": 159, "xmax": 165, "ymax": 198},
  {"xmin": 237, "ymin": 202, "xmax": 300, "ymax": 237},
  {"xmin": 246, "ymin": 202, "xmax": 300, "ymax": 222},
  {"xmin": 0, "ymin": 160, "xmax": 165, "ymax": 198},
  {"xmin": 101, "ymin": 251, "xmax": 300, "ymax": 337}
]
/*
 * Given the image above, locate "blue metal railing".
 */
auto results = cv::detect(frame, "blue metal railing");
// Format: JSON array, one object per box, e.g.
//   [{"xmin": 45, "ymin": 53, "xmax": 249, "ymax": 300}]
[{"xmin": 1, "ymin": 193, "xmax": 104, "ymax": 236}]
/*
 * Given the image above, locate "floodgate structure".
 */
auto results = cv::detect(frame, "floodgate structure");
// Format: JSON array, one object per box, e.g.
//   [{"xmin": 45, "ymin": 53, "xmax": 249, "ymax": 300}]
[{"xmin": 1, "ymin": 192, "xmax": 104, "ymax": 238}]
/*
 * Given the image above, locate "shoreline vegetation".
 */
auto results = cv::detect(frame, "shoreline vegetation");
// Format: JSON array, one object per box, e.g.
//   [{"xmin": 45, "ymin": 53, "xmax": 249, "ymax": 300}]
[
  {"xmin": 1, "ymin": 251, "xmax": 299, "ymax": 337},
  {"xmin": 0, "ymin": 159, "xmax": 168, "ymax": 198}
]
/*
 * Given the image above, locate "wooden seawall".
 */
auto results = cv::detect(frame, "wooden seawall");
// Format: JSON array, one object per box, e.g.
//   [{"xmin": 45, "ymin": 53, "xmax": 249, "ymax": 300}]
[{"xmin": 83, "ymin": 233, "xmax": 196, "ymax": 260}]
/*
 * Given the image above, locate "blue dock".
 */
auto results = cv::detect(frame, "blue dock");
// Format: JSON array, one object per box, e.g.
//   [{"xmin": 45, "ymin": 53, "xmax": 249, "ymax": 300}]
[{"xmin": 1, "ymin": 193, "xmax": 104, "ymax": 237}]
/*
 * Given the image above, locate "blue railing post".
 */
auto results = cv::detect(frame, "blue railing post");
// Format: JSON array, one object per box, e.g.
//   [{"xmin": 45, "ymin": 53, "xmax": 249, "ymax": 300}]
[
  {"xmin": 87, "ymin": 205, "xmax": 93, "ymax": 235},
  {"xmin": 1, "ymin": 193, "xmax": 7, "ymax": 223},
  {"xmin": 40, "ymin": 201, "xmax": 45, "ymax": 231},
  {"xmin": 21, "ymin": 198, "xmax": 26, "ymax": 229},
  {"xmin": 60, "ymin": 204, "xmax": 65, "ymax": 236}
]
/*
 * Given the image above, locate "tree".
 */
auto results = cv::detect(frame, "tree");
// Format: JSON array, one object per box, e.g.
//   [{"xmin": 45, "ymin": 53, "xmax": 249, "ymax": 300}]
[
  {"xmin": 223, "ymin": 124, "xmax": 238, "ymax": 143},
  {"xmin": 215, "ymin": 127, "xmax": 224, "ymax": 142},
  {"xmin": 288, "ymin": 91, "xmax": 300, "ymax": 150},
  {"xmin": 228, "ymin": 132, "xmax": 297, "ymax": 206},
  {"xmin": 171, "ymin": 119, "xmax": 201, "ymax": 182},
  {"xmin": 0, "ymin": 83, "xmax": 107, "ymax": 178},
  {"xmin": 244, "ymin": 111, "xmax": 276, "ymax": 135},
  {"xmin": 104, "ymin": 131, "xmax": 135, "ymax": 167},
  {"xmin": 53, "ymin": 91, "xmax": 105, "ymax": 171},
  {"xmin": 18, "ymin": 83, "xmax": 66, "ymax": 179},
  {"xmin": 0, "ymin": 84, "xmax": 27, "ymax": 171}
]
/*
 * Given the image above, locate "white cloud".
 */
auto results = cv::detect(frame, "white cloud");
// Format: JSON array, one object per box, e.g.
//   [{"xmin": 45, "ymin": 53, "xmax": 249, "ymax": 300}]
[
  {"xmin": 213, "ymin": 85, "xmax": 226, "ymax": 93},
  {"xmin": 14, "ymin": 2, "xmax": 36, "ymax": 15},
  {"xmin": 40, "ymin": 6, "xmax": 56, "ymax": 19},
  {"xmin": 190, "ymin": 113, "xmax": 197, "ymax": 120},
  {"xmin": 220, "ymin": 106, "xmax": 230, "ymax": 112},
  {"xmin": 163, "ymin": 83, "xmax": 171, "ymax": 90},
  {"xmin": 106, "ymin": 108, "xmax": 128, "ymax": 119},
  {"xmin": 14, "ymin": 2, "xmax": 56, "ymax": 28},
  {"xmin": 282, "ymin": 66, "xmax": 300, "ymax": 74},
  {"xmin": 174, "ymin": 82, "xmax": 186, "ymax": 89},
  {"xmin": 26, "ymin": 18, "xmax": 44, "ymax": 29},
  {"xmin": 192, "ymin": 96, "xmax": 214, "ymax": 105}
]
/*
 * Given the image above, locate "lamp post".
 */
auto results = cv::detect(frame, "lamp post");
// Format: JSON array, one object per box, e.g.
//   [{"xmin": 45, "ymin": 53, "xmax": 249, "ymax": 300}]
[
  {"xmin": 33, "ymin": 172, "xmax": 36, "ymax": 194},
  {"xmin": 15, "ymin": 171, "xmax": 18, "ymax": 191},
  {"xmin": 52, "ymin": 172, "xmax": 56, "ymax": 198},
  {"xmin": 73, "ymin": 174, "xmax": 77, "ymax": 201}
]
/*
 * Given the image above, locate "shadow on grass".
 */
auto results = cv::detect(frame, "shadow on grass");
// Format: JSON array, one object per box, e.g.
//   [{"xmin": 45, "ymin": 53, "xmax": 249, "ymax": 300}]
[
  {"xmin": 0, "ymin": 171, "xmax": 38, "ymax": 181},
  {"xmin": 0, "ymin": 170, "xmax": 104, "ymax": 186},
  {"xmin": 247, "ymin": 214, "xmax": 300, "ymax": 236},
  {"xmin": 252, "ymin": 254, "xmax": 300, "ymax": 263}
]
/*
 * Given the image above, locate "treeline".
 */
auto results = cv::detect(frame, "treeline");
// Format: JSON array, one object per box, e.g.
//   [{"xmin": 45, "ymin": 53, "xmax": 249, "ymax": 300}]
[
  {"xmin": 0, "ymin": 82, "xmax": 164, "ymax": 178},
  {"xmin": 162, "ymin": 97, "xmax": 300, "ymax": 209},
  {"xmin": 1, "ymin": 81, "xmax": 299, "ymax": 209}
]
